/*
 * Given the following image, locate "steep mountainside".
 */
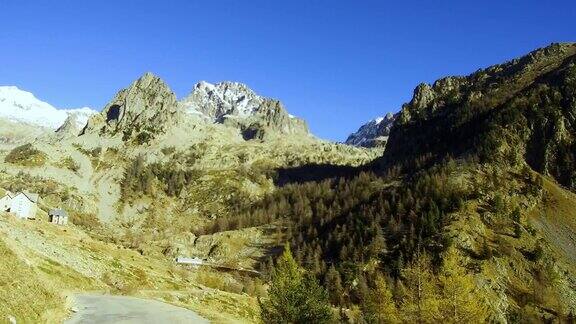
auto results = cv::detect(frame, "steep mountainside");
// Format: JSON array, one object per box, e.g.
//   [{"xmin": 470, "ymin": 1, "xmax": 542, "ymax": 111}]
[
  {"xmin": 82, "ymin": 73, "xmax": 181, "ymax": 142},
  {"xmin": 345, "ymin": 112, "xmax": 396, "ymax": 147},
  {"xmin": 383, "ymin": 43, "xmax": 576, "ymax": 190}
]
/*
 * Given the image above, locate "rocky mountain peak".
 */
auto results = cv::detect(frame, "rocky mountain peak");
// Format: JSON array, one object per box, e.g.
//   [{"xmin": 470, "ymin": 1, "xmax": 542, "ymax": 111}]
[
  {"xmin": 382, "ymin": 42, "xmax": 576, "ymax": 190},
  {"xmin": 83, "ymin": 73, "xmax": 180, "ymax": 141},
  {"xmin": 181, "ymin": 80, "xmax": 309, "ymax": 140},
  {"xmin": 345, "ymin": 112, "xmax": 396, "ymax": 147},
  {"xmin": 182, "ymin": 80, "xmax": 265, "ymax": 119},
  {"xmin": 398, "ymin": 42, "xmax": 576, "ymax": 125}
]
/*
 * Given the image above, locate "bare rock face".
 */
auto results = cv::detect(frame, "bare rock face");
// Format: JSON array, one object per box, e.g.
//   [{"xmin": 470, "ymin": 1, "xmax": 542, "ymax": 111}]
[
  {"xmin": 182, "ymin": 81, "xmax": 264, "ymax": 119},
  {"xmin": 55, "ymin": 114, "xmax": 81, "ymax": 137},
  {"xmin": 83, "ymin": 73, "xmax": 180, "ymax": 142},
  {"xmin": 345, "ymin": 113, "xmax": 396, "ymax": 147},
  {"xmin": 181, "ymin": 81, "xmax": 309, "ymax": 140}
]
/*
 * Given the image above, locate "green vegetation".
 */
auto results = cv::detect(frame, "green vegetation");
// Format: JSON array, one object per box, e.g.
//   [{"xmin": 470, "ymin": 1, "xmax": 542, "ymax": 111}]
[
  {"xmin": 383, "ymin": 43, "xmax": 576, "ymax": 191},
  {"xmin": 260, "ymin": 245, "xmax": 333, "ymax": 323},
  {"xmin": 4, "ymin": 143, "xmax": 48, "ymax": 166},
  {"xmin": 57, "ymin": 156, "xmax": 80, "ymax": 172}
]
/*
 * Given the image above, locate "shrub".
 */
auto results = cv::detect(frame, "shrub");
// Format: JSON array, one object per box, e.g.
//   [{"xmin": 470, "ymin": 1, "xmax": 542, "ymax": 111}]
[
  {"xmin": 58, "ymin": 156, "xmax": 80, "ymax": 172},
  {"xmin": 70, "ymin": 212, "xmax": 101, "ymax": 231},
  {"xmin": 5, "ymin": 144, "xmax": 48, "ymax": 166}
]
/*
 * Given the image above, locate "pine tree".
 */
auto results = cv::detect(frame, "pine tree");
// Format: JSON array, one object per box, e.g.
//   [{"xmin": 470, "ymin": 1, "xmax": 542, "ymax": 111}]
[
  {"xmin": 325, "ymin": 265, "xmax": 344, "ymax": 306},
  {"xmin": 260, "ymin": 245, "xmax": 333, "ymax": 323},
  {"xmin": 438, "ymin": 248, "xmax": 488, "ymax": 323},
  {"xmin": 369, "ymin": 226, "xmax": 386, "ymax": 256}
]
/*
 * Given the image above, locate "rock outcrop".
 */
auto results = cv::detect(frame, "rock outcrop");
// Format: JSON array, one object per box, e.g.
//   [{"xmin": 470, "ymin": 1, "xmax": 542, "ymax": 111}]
[
  {"xmin": 82, "ymin": 75, "xmax": 309, "ymax": 142},
  {"xmin": 56, "ymin": 114, "xmax": 81, "ymax": 137},
  {"xmin": 82, "ymin": 73, "xmax": 180, "ymax": 143}
]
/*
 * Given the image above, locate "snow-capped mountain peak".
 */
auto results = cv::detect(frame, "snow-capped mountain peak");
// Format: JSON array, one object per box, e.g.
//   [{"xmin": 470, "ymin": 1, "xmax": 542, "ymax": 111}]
[
  {"xmin": 0, "ymin": 86, "xmax": 97, "ymax": 129},
  {"xmin": 345, "ymin": 112, "xmax": 396, "ymax": 147},
  {"xmin": 178, "ymin": 80, "xmax": 309, "ymax": 140},
  {"xmin": 181, "ymin": 81, "xmax": 266, "ymax": 119}
]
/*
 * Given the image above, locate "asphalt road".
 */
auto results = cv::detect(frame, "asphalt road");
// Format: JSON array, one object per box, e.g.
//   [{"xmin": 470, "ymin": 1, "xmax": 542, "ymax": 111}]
[{"xmin": 64, "ymin": 294, "xmax": 209, "ymax": 324}]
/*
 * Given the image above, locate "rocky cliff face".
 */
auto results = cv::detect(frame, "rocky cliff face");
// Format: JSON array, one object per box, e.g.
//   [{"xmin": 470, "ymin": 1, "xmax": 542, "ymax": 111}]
[
  {"xmin": 56, "ymin": 114, "xmax": 82, "ymax": 137},
  {"xmin": 83, "ymin": 73, "xmax": 180, "ymax": 143},
  {"xmin": 382, "ymin": 42, "xmax": 576, "ymax": 190},
  {"xmin": 345, "ymin": 113, "xmax": 396, "ymax": 147},
  {"xmin": 181, "ymin": 81, "xmax": 309, "ymax": 140}
]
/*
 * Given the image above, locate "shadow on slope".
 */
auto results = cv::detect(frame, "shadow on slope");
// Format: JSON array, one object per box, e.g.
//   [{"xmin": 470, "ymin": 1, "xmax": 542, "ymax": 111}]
[{"xmin": 273, "ymin": 163, "xmax": 366, "ymax": 186}]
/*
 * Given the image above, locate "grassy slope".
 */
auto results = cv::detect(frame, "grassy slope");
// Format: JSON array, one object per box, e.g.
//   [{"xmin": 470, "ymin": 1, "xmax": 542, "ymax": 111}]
[
  {"xmin": 0, "ymin": 214, "xmax": 259, "ymax": 323},
  {"xmin": 0, "ymin": 239, "xmax": 63, "ymax": 323}
]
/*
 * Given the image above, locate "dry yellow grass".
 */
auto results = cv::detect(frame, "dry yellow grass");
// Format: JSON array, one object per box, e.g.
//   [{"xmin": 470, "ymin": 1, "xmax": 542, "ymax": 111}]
[
  {"xmin": 0, "ymin": 214, "xmax": 261, "ymax": 322},
  {"xmin": 0, "ymin": 239, "xmax": 65, "ymax": 323}
]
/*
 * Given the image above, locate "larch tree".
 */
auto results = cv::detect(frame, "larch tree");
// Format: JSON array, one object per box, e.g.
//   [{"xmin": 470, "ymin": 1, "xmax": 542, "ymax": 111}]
[
  {"xmin": 438, "ymin": 247, "xmax": 489, "ymax": 323},
  {"xmin": 398, "ymin": 253, "xmax": 441, "ymax": 323},
  {"xmin": 363, "ymin": 274, "xmax": 401, "ymax": 324},
  {"xmin": 259, "ymin": 244, "xmax": 333, "ymax": 324}
]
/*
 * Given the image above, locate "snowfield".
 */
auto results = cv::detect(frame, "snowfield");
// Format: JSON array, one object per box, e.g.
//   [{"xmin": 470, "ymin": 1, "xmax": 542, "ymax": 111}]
[{"xmin": 0, "ymin": 86, "xmax": 96, "ymax": 129}]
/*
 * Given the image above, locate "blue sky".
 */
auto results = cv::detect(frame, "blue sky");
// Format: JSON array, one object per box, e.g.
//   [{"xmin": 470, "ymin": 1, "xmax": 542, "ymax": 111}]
[{"xmin": 0, "ymin": 1, "xmax": 575, "ymax": 141}]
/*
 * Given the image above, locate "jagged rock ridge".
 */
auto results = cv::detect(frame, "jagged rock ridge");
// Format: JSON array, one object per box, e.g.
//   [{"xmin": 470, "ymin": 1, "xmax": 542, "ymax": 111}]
[
  {"xmin": 82, "ymin": 74, "xmax": 309, "ymax": 142},
  {"xmin": 82, "ymin": 73, "xmax": 180, "ymax": 142},
  {"xmin": 345, "ymin": 112, "xmax": 396, "ymax": 147}
]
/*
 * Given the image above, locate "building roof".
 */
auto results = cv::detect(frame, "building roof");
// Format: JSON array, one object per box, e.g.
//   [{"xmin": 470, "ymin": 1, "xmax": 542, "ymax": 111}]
[
  {"xmin": 22, "ymin": 191, "xmax": 39, "ymax": 203},
  {"xmin": 49, "ymin": 208, "xmax": 68, "ymax": 217}
]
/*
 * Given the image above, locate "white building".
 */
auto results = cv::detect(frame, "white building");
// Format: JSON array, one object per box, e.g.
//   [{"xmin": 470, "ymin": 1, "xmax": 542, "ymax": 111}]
[
  {"xmin": 0, "ymin": 191, "xmax": 13, "ymax": 211},
  {"xmin": 48, "ymin": 208, "xmax": 68, "ymax": 225},
  {"xmin": 10, "ymin": 191, "xmax": 39, "ymax": 219}
]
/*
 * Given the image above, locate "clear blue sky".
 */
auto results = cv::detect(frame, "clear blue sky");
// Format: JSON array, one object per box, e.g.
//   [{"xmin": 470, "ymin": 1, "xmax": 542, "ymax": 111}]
[{"xmin": 0, "ymin": 1, "xmax": 575, "ymax": 141}]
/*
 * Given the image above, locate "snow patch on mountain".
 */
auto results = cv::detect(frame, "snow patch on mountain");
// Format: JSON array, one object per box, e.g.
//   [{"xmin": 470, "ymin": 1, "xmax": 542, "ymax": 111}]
[{"xmin": 0, "ymin": 86, "xmax": 97, "ymax": 129}]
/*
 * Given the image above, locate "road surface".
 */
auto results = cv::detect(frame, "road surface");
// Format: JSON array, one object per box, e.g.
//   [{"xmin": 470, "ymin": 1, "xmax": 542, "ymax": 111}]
[{"xmin": 65, "ymin": 294, "xmax": 209, "ymax": 324}]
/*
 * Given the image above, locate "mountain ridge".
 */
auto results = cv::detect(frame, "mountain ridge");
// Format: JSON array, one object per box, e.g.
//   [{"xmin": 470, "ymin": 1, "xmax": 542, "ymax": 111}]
[
  {"xmin": 381, "ymin": 42, "xmax": 576, "ymax": 189},
  {"xmin": 0, "ymin": 86, "xmax": 96, "ymax": 130},
  {"xmin": 345, "ymin": 112, "xmax": 396, "ymax": 147}
]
